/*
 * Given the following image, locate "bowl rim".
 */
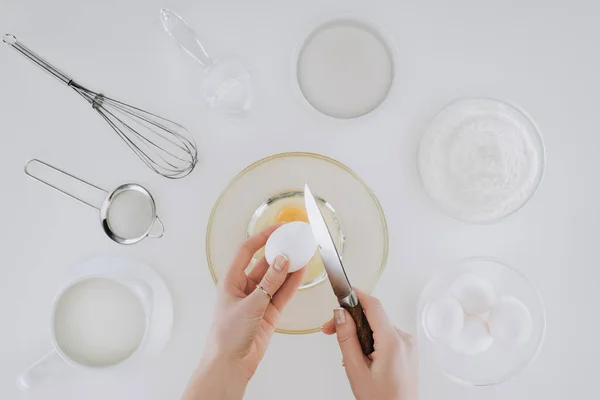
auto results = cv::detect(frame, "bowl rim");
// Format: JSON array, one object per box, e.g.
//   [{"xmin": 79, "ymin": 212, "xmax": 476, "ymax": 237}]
[
  {"xmin": 290, "ymin": 15, "xmax": 401, "ymax": 121},
  {"xmin": 205, "ymin": 151, "xmax": 389, "ymax": 334},
  {"xmin": 417, "ymin": 97, "xmax": 547, "ymax": 225}
]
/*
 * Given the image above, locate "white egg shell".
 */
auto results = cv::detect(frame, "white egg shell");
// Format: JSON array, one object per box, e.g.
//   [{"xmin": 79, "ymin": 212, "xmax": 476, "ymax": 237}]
[
  {"xmin": 488, "ymin": 296, "xmax": 533, "ymax": 346},
  {"xmin": 450, "ymin": 274, "xmax": 496, "ymax": 316},
  {"xmin": 449, "ymin": 316, "xmax": 494, "ymax": 356},
  {"xmin": 265, "ymin": 222, "xmax": 317, "ymax": 273},
  {"xmin": 423, "ymin": 296, "xmax": 464, "ymax": 343}
]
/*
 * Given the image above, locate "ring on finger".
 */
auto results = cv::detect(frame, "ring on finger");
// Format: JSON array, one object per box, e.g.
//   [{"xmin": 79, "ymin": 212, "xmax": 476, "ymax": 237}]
[{"xmin": 255, "ymin": 284, "xmax": 272, "ymax": 300}]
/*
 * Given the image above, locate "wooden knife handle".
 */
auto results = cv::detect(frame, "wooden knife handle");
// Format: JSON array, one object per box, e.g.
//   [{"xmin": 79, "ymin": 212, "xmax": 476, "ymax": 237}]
[{"xmin": 342, "ymin": 300, "xmax": 375, "ymax": 355}]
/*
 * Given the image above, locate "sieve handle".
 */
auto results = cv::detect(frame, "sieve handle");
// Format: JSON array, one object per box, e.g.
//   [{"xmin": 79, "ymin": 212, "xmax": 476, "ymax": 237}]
[
  {"xmin": 147, "ymin": 216, "xmax": 165, "ymax": 239},
  {"xmin": 16, "ymin": 350, "xmax": 68, "ymax": 391},
  {"xmin": 25, "ymin": 159, "xmax": 108, "ymax": 210}
]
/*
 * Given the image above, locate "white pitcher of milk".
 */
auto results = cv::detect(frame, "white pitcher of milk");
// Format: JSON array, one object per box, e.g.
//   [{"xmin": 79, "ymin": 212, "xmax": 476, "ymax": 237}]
[{"xmin": 17, "ymin": 257, "xmax": 173, "ymax": 391}]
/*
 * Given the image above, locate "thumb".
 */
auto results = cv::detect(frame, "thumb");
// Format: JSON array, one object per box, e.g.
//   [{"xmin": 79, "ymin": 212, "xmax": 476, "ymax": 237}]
[
  {"xmin": 246, "ymin": 255, "xmax": 290, "ymax": 314},
  {"xmin": 334, "ymin": 308, "xmax": 370, "ymax": 377}
]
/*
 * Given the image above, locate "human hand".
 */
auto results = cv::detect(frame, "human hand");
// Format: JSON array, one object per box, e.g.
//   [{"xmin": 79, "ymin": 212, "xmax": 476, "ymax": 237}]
[
  {"xmin": 184, "ymin": 224, "xmax": 306, "ymax": 400},
  {"xmin": 322, "ymin": 289, "xmax": 418, "ymax": 400},
  {"xmin": 207, "ymin": 223, "xmax": 307, "ymax": 376}
]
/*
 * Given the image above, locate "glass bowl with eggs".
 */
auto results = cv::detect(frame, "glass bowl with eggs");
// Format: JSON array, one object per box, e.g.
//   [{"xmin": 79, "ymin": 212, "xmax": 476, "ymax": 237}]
[
  {"xmin": 417, "ymin": 258, "xmax": 546, "ymax": 386},
  {"xmin": 206, "ymin": 152, "xmax": 388, "ymax": 334}
]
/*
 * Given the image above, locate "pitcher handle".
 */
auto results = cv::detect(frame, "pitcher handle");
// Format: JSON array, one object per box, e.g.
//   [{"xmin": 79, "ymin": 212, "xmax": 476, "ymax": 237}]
[{"xmin": 17, "ymin": 350, "xmax": 68, "ymax": 391}]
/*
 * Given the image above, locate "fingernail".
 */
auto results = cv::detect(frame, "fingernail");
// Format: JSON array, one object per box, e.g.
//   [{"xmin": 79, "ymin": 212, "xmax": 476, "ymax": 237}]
[
  {"xmin": 334, "ymin": 308, "xmax": 346, "ymax": 325},
  {"xmin": 274, "ymin": 255, "xmax": 289, "ymax": 272}
]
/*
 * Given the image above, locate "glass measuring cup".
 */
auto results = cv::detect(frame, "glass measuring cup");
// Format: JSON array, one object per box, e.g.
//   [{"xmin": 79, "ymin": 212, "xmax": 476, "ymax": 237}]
[{"xmin": 160, "ymin": 8, "xmax": 253, "ymax": 114}]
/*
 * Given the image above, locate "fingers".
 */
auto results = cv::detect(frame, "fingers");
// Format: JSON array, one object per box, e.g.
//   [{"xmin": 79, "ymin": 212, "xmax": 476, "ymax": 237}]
[
  {"xmin": 395, "ymin": 327, "xmax": 414, "ymax": 344},
  {"xmin": 322, "ymin": 289, "xmax": 391, "ymax": 335},
  {"xmin": 271, "ymin": 266, "xmax": 307, "ymax": 312},
  {"xmin": 333, "ymin": 308, "xmax": 370, "ymax": 378},
  {"xmin": 245, "ymin": 256, "xmax": 270, "ymax": 293},
  {"xmin": 395, "ymin": 327, "xmax": 418, "ymax": 358},
  {"xmin": 246, "ymin": 255, "xmax": 290, "ymax": 312},
  {"xmin": 323, "ymin": 289, "xmax": 397, "ymax": 359},
  {"xmin": 354, "ymin": 288, "xmax": 394, "ymax": 334},
  {"xmin": 229, "ymin": 224, "xmax": 281, "ymax": 276},
  {"xmin": 247, "ymin": 256, "xmax": 307, "ymax": 308},
  {"xmin": 224, "ymin": 225, "xmax": 281, "ymax": 294},
  {"xmin": 321, "ymin": 318, "xmax": 335, "ymax": 335},
  {"xmin": 259, "ymin": 267, "xmax": 306, "ymax": 331}
]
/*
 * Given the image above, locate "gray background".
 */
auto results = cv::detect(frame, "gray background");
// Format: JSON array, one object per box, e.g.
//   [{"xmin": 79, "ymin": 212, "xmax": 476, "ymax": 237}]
[{"xmin": 0, "ymin": 0, "xmax": 597, "ymax": 398}]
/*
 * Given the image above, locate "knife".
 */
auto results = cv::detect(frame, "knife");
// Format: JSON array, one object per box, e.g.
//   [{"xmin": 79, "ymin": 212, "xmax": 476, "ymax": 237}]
[{"xmin": 304, "ymin": 184, "xmax": 374, "ymax": 355}]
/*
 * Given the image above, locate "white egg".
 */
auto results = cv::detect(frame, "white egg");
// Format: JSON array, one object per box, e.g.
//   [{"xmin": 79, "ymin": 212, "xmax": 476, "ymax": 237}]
[
  {"xmin": 422, "ymin": 296, "xmax": 464, "ymax": 343},
  {"xmin": 265, "ymin": 222, "xmax": 317, "ymax": 273},
  {"xmin": 488, "ymin": 296, "xmax": 533, "ymax": 346},
  {"xmin": 450, "ymin": 274, "xmax": 496, "ymax": 316},
  {"xmin": 449, "ymin": 316, "xmax": 494, "ymax": 355}
]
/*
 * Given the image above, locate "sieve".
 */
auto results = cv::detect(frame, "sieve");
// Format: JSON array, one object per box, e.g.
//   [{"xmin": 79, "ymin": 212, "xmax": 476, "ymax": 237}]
[{"xmin": 25, "ymin": 159, "xmax": 164, "ymax": 245}]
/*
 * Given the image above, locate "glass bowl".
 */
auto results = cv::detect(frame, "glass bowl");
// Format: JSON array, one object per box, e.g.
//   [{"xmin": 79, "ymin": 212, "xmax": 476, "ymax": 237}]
[
  {"xmin": 417, "ymin": 258, "xmax": 546, "ymax": 386},
  {"xmin": 246, "ymin": 190, "xmax": 345, "ymax": 290},
  {"xmin": 292, "ymin": 17, "xmax": 397, "ymax": 119},
  {"xmin": 206, "ymin": 152, "xmax": 388, "ymax": 334},
  {"xmin": 418, "ymin": 98, "xmax": 545, "ymax": 224}
]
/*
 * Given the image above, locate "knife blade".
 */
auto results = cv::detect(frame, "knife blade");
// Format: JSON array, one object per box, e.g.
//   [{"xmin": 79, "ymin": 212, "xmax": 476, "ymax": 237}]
[{"xmin": 304, "ymin": 184, "xmax": 374, "ymax": 355}]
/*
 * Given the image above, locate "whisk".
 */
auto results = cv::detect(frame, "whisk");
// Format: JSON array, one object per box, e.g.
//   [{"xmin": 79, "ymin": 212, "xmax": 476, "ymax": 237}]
[{"xmin": 3, "ymin": 34, "xmax": 198, "ymax": 179}]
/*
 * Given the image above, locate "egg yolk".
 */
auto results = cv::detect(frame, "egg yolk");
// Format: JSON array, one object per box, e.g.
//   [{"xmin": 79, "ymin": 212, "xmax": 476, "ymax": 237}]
[{"xmin": 276, "ymin": 206, "xmax": 309, "ymax": 223}]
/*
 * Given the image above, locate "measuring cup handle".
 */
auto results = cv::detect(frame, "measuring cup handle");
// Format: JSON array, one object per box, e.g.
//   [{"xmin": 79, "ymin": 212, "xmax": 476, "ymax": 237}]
[
  {"xmin": 159, "ymin": 8, "xmax": 213, "ymax": 68},
  {"xmin": 16, "ymin": 350, "xmax": 68, "ymax": 391},
  {"xmin": 147, "ymin": 216, "xmax": 165, "ymax": 239}
]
